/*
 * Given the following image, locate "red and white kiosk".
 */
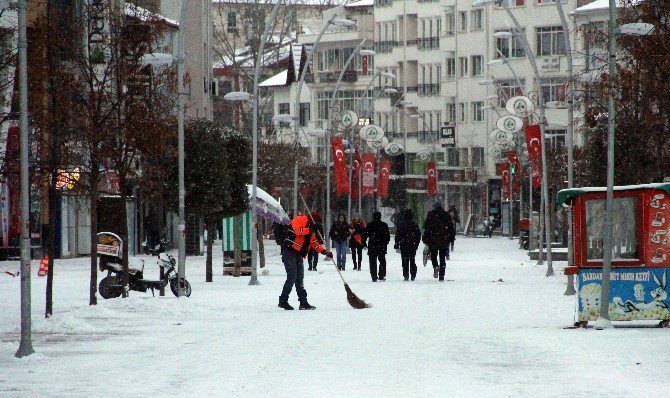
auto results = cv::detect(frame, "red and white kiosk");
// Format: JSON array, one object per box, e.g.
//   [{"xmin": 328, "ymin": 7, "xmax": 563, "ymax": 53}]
[{"xmin": 558, "ymin": 183, "xmax": 670, "ymax": 327}]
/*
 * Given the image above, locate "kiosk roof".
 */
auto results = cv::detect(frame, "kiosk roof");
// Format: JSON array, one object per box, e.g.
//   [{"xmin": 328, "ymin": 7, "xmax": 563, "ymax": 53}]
[{"xmin": 556, "ymin": 183, "xmax": 670, "ymax": 206}]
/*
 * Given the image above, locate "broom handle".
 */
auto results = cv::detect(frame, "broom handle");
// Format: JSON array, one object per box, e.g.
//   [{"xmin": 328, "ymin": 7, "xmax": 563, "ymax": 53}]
[{"xmin": 300, "ymin": 194, "xmax": 348, "ymax": 285}]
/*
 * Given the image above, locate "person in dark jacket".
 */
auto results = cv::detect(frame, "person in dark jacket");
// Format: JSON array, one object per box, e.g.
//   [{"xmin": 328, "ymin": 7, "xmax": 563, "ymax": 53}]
[
  {"xmin": 423, "ymin": 203, "xmax": 455, "ymax": 281},
  {"xmin": 447, "ymin": 207, "xmax": 458, "ymax": 251},
  {"xmin": 394, "ymin": 209, "xmax": 421, "ymax": 281},
  {"xmin": 329, "ymin": 213, "xmax": 350, "ymax": 270},
  {"xmin": 307, "ymin": 212, "xmax": 324, "ymax": 271},
  {"xmin": 349, "ymin": 214, "xmax": 367, "ymax": 271},
  {"xmin": 365, "ymin": 211, "xmax": 390, "ymax": 281}
]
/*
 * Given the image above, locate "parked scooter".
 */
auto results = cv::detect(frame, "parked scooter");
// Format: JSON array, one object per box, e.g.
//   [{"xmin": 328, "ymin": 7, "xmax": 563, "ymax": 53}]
[{"xmin": 97, "ymin": 232, "xmax": 191, "ymax": 299}]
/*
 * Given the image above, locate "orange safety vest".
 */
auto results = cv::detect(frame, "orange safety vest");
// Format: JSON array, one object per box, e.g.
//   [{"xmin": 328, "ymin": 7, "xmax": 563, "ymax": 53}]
[{"xmin": 289, "ymin": 215, "xmax": 326, "ymax": 258}]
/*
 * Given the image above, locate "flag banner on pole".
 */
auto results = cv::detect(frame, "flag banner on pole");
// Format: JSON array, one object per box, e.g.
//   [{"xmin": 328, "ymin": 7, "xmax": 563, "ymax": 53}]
[
  {"xmin": 5, "ymin": 126, "xmax": 20, "ymax": 239},
  {"xmin": 332, "ymin": 137, "xmax": 349, "ymax": 196},
  {"xmin": 378, "ymin": 158, "xmax": 391, "ymax": 199},
  {"xmin": 524, "ymin": 125, "xmax": 542, "ymax": 163},
  {"xmin": 531, "ymin": 160, "xmax": 542, "ymax": 191},
  {"xmin": 499, "ymin": 162, "xmax": 511, "ymax": 200},
  {"xmin": 427, "ymin": 161, "xmax": 437, "ymax": 196},
  {"xmin": 351, "ymin": 153, "xmax": 361, "ymax": 200},
  {"xmin": 362, "ymin": 153, "xmax": 376, "ymax": 197},
  {"xmin": 361, "ymin": 55, "xmax": 368, "ymax": 75},
  {"xmin": 507, "ymin": 150, "xmax": 519, "ymax": 169}
]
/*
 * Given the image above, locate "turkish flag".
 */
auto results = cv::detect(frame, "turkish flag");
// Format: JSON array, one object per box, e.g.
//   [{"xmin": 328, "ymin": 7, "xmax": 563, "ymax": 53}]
[
  {"xmin": 351, "ymin": 153, "xmax": 361, "ymax": 200},
  {"xmin": 427, "ymin": 161, "xmax": 437, "ymax": 196},
  {"xmin": 531, "ymin": 160, "xmax": 542, "ymax": 190},
  {"xmin": 362, "ymin": 55, "xmax": 368, "ymax": 75},
  {"xmin": 332, "ymin": 137, "xmax": 349, "ymax": 196},
  {"xmin": 499, "ymin": 162, "xmax": 511, "ymax": 200},
  {"xmin": 362, "ymin": 153, "xmax": 376, "ymax": 197},
  {"xmin": 507, "ymin": 150, "xmax": 519, "ymax": 169},
  {"xmin": 378, "ymin": 158, "xmax": 391, "ymax": 199},
  {"xmin": 524, "ymin": 125, "xmax": 542, "ymax": 163}
]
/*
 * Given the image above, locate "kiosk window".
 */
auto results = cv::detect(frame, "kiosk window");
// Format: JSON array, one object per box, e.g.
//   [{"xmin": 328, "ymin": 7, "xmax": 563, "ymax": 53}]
[{"xmin": 585, "ymin": 197, "xmax": 638, "ymax": 261}]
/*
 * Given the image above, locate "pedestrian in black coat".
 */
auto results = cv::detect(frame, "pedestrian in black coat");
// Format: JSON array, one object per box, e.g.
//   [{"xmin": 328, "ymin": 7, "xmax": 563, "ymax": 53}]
[
  {"xmin": 423, "ymin": 203, "xmax": 455, "ymax": 281},
  {"xmin": 365, "ymin": 211, "xmax": 390, "ymax": 281},
  {"xmin": 307, "ymin": 212, "xmax": 324, "ymax": 271},
  {"xmin": 394, "ymin": 209, "xmax": 421, "ymax": 281},
  {"xmin": 329, "ymin": 214, "xmax": 350, "ymax": 270}
]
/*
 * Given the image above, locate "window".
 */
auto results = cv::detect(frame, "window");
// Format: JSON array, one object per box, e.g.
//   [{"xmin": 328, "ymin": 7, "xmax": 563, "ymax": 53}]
[
  {"xmin": 472, "ymin": 101, "xmax": 484, "ymax": 122},
  {"xmin": 495, "ymin": 30, "xmax": 525, "ymax": 58},
  {"xmin": 447, "ymin": 148, "xmax": 459, "ymax": 166},
  {"xmin": 446, "ymin": 104, "xmax": 456, "ymax": 122},
  {"xmin": 446, "ymin": 58, "xmax": 456, "ymax": 79},
  {"xmin": 472, "ymin": 147, "xmax": 485, "ymax": 166},
  {"xmin": 471, "ymin": 9, "xmax": 483, "ymax": 31},
  {"xmin": 541, "ymin": 77, "xmax": 567, "ymax": 104},
  {"xmin": 445, "ymin": 13, "xmax": 455, "ymax": 34},
  {"xmin": 279, "ymin": 102, "xmax": 290, "ymax": 114},
  {"xmin": 299, "ymin": 102, "xmax": 310, "ymax": 127},
  {"xmin": 471, "ymin": 55, "xmax": 483, "ymax": 76},
  {"xmin": 458, "ymin": 102, "xmax": 467, "ymax": 122},
  {"xmin": 536, "ymin": 26, "xmax": 565, "ymax": 56},
  {"xmin": 459, "ymin": 57, "xmax": 468, "ymax": 77},
  {"xmin": 227, "ymin": 12, "xmax": 237, "ymax": 33},
  {"xmin": 545, "ymin": 129, "xmax": 566, "ymax": 150},
  {"xmin": 498, "ymin": 0, "xmax": 525, "ymax": 6},
  {"xmin": 585, "ymin": 197, "xmax": 638, "ymax": 260},
  {"xmin": 459, "ymin": 12, "xmax": 467, "ymax": 32},
  {"xmin": 496, "ymin": 79, "xmax": 525, "ymax": 107}
]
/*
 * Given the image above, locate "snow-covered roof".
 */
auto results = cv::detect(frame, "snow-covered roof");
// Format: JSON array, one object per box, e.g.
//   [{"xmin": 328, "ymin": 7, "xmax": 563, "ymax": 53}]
[
  {"xmin": 215, "ymin": 37, "xmax": 295, "ymax": 68},
  {"xmin": 345, "ymin": 0, "xmax": 373, "ymax": 7},
  {"xmin": 573, "ymin": 0, "xmax": 639, "ymax": 14},
  {"xmin": 125, "ymin": 3, "xmax": 179, "ymax": 27},
  {"xmin": 259, "ymin": 69, "xmax": 288, "ymax": 87},
  {"xmin": 557, "ymin": 183, "xmax": 670, "ymax": 205},
  {"xmin": 213, "ymin": 0, "xmax": 339, "ymax": 5}
]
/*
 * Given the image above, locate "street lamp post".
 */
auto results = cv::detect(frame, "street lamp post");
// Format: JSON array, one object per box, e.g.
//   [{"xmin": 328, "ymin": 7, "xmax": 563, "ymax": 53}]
[
  {"xmin": 15, "ymin": 0, "xmax": 34, "ymax": 358},
  {"xmin": 292, "ymin": 16, "xmax": 355, "ymax": 214},
  {"xmin": 324, "ymin": 40, "xmax": 369, "ymax": 249},
  {"xmin": 176, "ymin": 0, "xmax": 189, "ymax": 297}
]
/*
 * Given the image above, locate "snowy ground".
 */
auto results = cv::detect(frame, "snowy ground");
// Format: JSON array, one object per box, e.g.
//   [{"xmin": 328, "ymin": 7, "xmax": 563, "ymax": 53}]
[{"xmin": 1, "ymin": 237, "xmax": 669, "ymax": 397}]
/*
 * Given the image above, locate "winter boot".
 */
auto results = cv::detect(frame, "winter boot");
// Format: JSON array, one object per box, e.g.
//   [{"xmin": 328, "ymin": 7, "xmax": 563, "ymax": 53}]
[
  {"xmin": 433, "ymin": 267, "xmax": 438, "ymax": 278},
  {"xmin": 278, "ymin": 298, "xmax": 294, "ymax": 310},
  {"xmin": 299, "ymin": 302, "xmax": 316, "ymax": 310}
]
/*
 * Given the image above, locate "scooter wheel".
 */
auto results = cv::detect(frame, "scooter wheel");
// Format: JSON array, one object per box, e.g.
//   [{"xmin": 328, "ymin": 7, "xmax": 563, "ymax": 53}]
[
  {"xmin": 170, "ymin": 278, "xmax": 192, "ymax": 297},
  {"xmin": 99, "ymin": 275, "xmax": 123, "ymax": 299}
]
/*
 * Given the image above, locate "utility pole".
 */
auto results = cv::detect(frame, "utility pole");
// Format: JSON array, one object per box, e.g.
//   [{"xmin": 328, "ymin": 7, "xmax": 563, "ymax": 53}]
[
  {"xmin": 176, "ymin": 0, "xmax": 188, "ymax": 297},
  {"xmin": 15, "ymin": 0, "xmax": 35, "ymax": 358}
]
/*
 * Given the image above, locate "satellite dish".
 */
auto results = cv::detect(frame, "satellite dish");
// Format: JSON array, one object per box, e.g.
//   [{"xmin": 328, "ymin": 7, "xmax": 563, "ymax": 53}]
[
  {"xmin": 496, "ymin": 115, "xmax": 524, "ymax": 133},
  {"xmin": 384, "ymin": 142, "xmax": 404, "ymax": 156},
  {"xmin": 505, "ymin": 96, "xmax": 535, "ymax": 117},
  {"xmin": 359, "ymin": 124, "xmax": 385, "ymax": 141}
]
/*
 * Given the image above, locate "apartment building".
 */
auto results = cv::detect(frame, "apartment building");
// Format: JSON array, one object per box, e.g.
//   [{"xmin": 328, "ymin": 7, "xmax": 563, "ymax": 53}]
[{"xmin": 374, "ymin": 0, "xmax": 578, "ymax": 227}]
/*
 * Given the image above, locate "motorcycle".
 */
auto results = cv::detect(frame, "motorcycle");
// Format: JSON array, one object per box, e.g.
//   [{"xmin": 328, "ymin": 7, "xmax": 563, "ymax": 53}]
[{"xmin": 97, "ymin": 232, "xmax": 191, "ymax": 299}]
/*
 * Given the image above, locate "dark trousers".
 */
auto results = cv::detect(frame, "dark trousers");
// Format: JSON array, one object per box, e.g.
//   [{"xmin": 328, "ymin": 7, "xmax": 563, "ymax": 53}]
[
  {"xmin": 307, "ymin": 249, "xmax": 318, "ymax": 270},
  {"xmin": 430, "ymin": 246, "xmax": 449, "ymax": 280},
  {"xmin": 368, "ymin": 251, "xmax": 386, "ymax": 281},
  {"xmin": 401, "ymin": 251, "xmax": 417, "ymax": 280},
  {"xmin": 279, "ymin": 248, "xmax": 307, "ymax": 304},
  {"xmin": 351, "ymin": 246, "xmax": 363, "ymax": 270}
]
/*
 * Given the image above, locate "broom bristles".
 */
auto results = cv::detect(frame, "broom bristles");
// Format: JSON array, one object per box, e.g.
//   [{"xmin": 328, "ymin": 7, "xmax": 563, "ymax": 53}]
[{"xmin": 344, "ymin": 283, "xmax": 371, "ymax": 309}]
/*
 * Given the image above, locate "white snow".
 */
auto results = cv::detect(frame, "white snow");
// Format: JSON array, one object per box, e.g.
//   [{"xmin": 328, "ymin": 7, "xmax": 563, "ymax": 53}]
[
  {"xmin": 2, "ymin": 237, "xmax": 670, "ymax": 397},
  {"xmin": 345, "ymin": 0, "xmax": 373, "ymax": 7},
  {"xmin": 259, "ymin": 69, "xmax": 288, "ymax": 87},
  {"xmin": 573, "ymin": 0, "xmax": 640, "ymax": 14}
]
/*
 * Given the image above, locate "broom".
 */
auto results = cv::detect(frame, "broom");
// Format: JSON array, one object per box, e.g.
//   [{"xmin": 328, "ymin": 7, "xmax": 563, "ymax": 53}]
[{"xmin": 300, "ymin": 195, "xmax": 371, "ymax": 309}]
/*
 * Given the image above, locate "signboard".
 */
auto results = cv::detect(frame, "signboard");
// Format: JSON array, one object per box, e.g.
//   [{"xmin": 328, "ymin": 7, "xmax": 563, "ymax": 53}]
[
  {"xmin": 539, "ymin": 56, "xmax": 561, "ymax": 73},
  {"xmin": 440, "ymin": 125, "xmax": 456, "ymax": 148},
  {"xmin": 577, "ymin": 267, "xmax": 670, "ymax": 321},
  {"xmin": 97, "ymin": 232, "xmax": 122, "ymax": 258}
]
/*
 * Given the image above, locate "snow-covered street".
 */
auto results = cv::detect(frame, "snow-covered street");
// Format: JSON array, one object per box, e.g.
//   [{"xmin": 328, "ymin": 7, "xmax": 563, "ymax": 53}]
[{"xmin": 1, "ymin": 237, "xmax": 669, "ymax": 397}]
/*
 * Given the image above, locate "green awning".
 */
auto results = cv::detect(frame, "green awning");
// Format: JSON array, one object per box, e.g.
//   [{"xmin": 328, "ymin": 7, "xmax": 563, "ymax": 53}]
[{"xmin": 556, "ymin": 183, "xmax": 670, "ymax": 206}]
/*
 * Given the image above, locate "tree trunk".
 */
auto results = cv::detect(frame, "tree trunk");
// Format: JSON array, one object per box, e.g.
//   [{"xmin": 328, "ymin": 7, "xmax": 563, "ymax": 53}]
[
  {"xmin": 205, "ymin": 216, "xmax": 213, "ymax": 282},
  {"xmin": 120, "ymin": 192, "xmax": 130, "ymax": 298},
  {"xmin": 233, "ymin": 214, "xmax": 242, "ymax": 277},
  {"xmin": 45, "ymin": 182, "xmax": 57, "ymax": 318},
  {"xmin": 258, "ymin": 220, "xmax": 265, "ymax": 269},
  {"xmin": 89, "ymin": 169, "xmax": 99, "ymax": 306}
]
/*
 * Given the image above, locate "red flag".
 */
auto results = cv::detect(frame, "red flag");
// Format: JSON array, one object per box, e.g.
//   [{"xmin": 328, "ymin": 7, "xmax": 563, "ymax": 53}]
[
  {"xmin": 378, "ymin": 158, "xmax": 391, "ymax": 199},
  {"xmin": 531, "ymin": 160, "xmax": 542, "ymax": 190},
  {"xmin": 332, "ymin": 138, "xmax": 349, "ymax": 196},
  {"xmin": 361, "ymin": 55, "xmax": 368, "ymax": 75},
  {"xmin": 427, "ymin": 161, "xmax": 437, "ymax": 196},
  {"xmin": 524, "ymin": 125, "xmax": 542, "ymax": 163},
  {"xmin": 362, "ymin": 153, "xmax": 376, "ymax": 197},
  {"xmin": 500, "ymin": 162, "xmax": 510, "ymax": 200},
  {"xmin": 507, "ymin": 150, "xmax": 519, "ymax": 169},
  {"xmin": 5, "ymin": 126, "xmax": 20, "ymax": 238},
  {"xmin": 351, "ymin": 153, "xmax": 361, "ymax": 200}
]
